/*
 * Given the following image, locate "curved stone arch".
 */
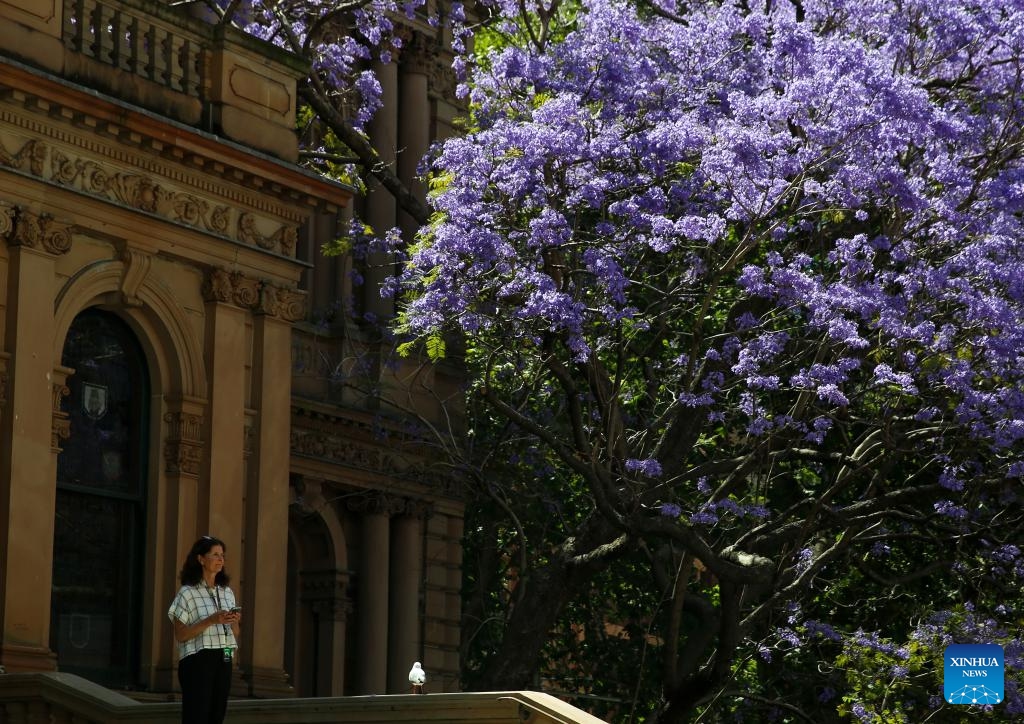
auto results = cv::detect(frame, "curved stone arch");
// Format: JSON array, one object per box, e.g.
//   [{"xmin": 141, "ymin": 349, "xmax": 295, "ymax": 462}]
[
  {"xmin": 286, "ymin": 483, "xmax": 352, "ymax": 697},
  {"xmin": 289, "ymin": 480, "xmax": 349, "ymax": 571},
  {"xmin": 53, "ymin": 258, "xmax": 207, "ymax": 399}
]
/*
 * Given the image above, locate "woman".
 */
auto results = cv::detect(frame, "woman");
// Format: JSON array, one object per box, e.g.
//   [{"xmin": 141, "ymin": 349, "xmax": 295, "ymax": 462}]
[{"xmin": 168, "ymin": 536, "xmax": 242, "ymax": 724}]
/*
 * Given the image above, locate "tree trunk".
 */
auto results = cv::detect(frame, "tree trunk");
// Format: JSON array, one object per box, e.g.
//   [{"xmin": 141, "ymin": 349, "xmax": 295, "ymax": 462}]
[{"xmin": 470, "ymin": 556, "xmax": 582, "ymax": 689}]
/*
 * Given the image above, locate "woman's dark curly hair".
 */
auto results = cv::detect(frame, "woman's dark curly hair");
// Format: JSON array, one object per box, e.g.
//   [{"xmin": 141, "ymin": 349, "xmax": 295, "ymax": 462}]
[{"xmin": 179, "ymin": 535, "xmax": 231, "ymax": 586}]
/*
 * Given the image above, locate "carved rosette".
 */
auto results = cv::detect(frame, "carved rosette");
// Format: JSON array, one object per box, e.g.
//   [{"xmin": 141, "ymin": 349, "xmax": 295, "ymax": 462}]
[
  {"xmin": 0, "ymin": 205, "xmax": 74, "ymax": 255},
  {"xmin": 163, "ymin": 410, "xmax": 204, "ymax": 476}
]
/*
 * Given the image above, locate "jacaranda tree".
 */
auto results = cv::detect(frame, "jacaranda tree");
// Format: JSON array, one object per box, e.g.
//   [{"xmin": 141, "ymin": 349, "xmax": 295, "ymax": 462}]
[
  {"xmin": 206, "ymin": 0, "xmax": 1024, "ymax": 720},
  {"xmin": 390, "ymin": 0, "xmax": 1024, "ymax": 721}
]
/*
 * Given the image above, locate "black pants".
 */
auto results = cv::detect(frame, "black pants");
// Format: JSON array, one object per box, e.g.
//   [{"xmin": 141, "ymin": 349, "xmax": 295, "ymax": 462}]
[{"xmin": 178, "ymin": 648, "xmax": 232, "ymax": 724}]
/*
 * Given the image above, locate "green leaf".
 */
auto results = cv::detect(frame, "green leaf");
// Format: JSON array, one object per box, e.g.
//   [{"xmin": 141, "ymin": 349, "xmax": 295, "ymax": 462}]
[{"xmin": 426, "ymin": 335, "xmax": 447, "ymax": 361}]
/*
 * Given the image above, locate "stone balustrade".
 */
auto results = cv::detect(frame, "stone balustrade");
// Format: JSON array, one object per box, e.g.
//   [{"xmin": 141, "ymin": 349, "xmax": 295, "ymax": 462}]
[
  {"xmin": 0, "ymin": 672, "xmax": 609, "ymax": 724},
  {"xmin": 0, "ymin": 0, "xmax": 306, "ymax": 160}
]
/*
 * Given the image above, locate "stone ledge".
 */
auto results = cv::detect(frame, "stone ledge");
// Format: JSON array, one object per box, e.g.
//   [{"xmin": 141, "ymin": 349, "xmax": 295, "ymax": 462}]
[{"xmin": 0, "ymin": 673, "xmax": 611, "ymax": 723}]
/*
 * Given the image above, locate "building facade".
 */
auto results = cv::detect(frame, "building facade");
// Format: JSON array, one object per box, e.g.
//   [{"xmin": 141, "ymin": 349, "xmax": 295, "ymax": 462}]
[{"xmin": 0, "ymin": 0, "xmax": 464, "ymax": 701}]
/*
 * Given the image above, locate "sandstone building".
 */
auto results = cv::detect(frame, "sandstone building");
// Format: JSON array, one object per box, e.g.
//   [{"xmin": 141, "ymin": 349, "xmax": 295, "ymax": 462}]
[{"xmin": 0, "ymin": 0, "xmax": 464, "ymax": 702}]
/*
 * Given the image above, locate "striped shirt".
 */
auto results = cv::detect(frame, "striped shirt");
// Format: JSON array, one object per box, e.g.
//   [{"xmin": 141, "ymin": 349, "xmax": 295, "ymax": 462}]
[{"xmin": 167, "ymin": 583, "xmax": 238, "ymax": 660}]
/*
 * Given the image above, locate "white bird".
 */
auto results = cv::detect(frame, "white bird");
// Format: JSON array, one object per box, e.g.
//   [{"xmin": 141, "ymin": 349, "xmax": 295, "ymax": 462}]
[{"xmin": 408, "ymin": 661, "xmax": 426, "ymax": 693}]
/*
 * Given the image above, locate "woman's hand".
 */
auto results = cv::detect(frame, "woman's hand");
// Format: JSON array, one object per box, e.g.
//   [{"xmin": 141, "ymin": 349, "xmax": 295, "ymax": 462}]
[{"xmin": 206, "ymin": 610, "xmax": 230, "ymax": 626}]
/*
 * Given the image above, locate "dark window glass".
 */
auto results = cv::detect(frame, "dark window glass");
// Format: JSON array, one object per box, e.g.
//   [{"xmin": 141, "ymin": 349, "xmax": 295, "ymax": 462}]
[{"xmin": 51, "ymin": 309, "xmax": 149, "ymax": 689}]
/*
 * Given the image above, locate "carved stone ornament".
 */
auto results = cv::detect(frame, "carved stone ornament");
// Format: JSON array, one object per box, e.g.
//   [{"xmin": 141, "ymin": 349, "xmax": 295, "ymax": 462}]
[
  {"xmin": 238, "ymin": 212, "xmax": 299, "ymax": 256},
  {"xmin": 275, "ymin": 287, "xmax": 307, "ymax": 321},
  {"xmin": 163, "ymin": 410, "xmax": 205, "ymax": 477},
  {"xmin": 51, "ymin": 382, "xmax": 71, "ymax": 452},
  {"xmin": 3, "ymin": 206, "xmax": 74, "ymax": 255},
  {"xmin": 0, "ymin": 137, "xmax": 46, "ymax": 176},
  {"xmin": 258, "ymin": 283, "xmax": 307, "ymax": 321},
  {"xmin": 202, "ymin": 268, "xmax": 235, "ymax": 304},
  {"xmin": 400, "ymin": 31, "xmax": 437, "ymax": 76},
  {"xmin": 119, "ymin": 248, "xmax": 153, "ymax": 307},
  {"xmin": 41, "ymin": 141, "xmax": 295, "ymax": 254},
  {"xmin": 203, "ymin": 268, "xmax": 306, "ymax": 321},
  {"xmin": 0, "ymin": 200, "xmax": 15, "ymax": 238},
  {"xmin": 345, "ymin": 490, "xmax": 421, "ymax": 517}
]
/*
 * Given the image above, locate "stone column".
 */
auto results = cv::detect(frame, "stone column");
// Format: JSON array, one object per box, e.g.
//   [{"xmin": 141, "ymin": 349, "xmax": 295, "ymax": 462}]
[
  {"xmin": 200, "ymin": 270, "xmax": 249, "ymax": 561},
  {"xmin": 305, "ymin": 570, "xmax": 350, "ymax": 696},
  {"xmin": 387, "ymin": 507, "xmax": 424, "ymax": 693},
  {"xmin": 354, "ymin": 495, "xmax": 391, "ymax": 694},
  {"xmin": 422, "ymin": 505, "xmax": 465, "ymax": 692},
  {"xmin": 0, "ymin": 205, "xmax": 71, "ymax": 672},
  {"xmin": 242, "ymin": 282, "xmax": 303, "ymax": 697},
  {"xmin": 307, "ymin": 211, "xmax": 337, "ymax": 321},
  {"xmin": 397, "ymin": 32, "xmax": 433, "ymax": 238},
  {"xmin": 153, "ymin": 399, "xmax": 205, "ymax": 691},
  {"xmin": 363, "ymin": 60, "xmax": 398, "ymax": 321}
]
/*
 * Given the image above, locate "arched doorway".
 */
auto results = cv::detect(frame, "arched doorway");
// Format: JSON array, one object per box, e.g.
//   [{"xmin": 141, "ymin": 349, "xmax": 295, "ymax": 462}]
[{"xmin": 50, "ymin": 308, "xmax": 150, "ymax": 688}]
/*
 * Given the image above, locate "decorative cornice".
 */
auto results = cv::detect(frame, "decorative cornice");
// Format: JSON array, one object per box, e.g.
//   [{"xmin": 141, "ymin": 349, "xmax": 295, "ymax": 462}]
[
  {"xmin": 0, "ymin": 127, "xmax": 302, "ymax": 257},
  {"xmin": 289, "ymin": 404, "xmax": 464, "ymax": 500},
  {"xmin": 345, "ymin": 490, "xmax": 432, "ymax": 518}
]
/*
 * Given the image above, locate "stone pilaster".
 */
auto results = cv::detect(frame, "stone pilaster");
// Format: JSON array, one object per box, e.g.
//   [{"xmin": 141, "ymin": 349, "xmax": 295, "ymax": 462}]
[
  {"xmin": 350, "ymin": 492, "xmax": 395, "ymax": 694},
  {"xmin": 388, "ymin": 511, "xmax": 424, "ymax": 693},
  {"xmin": 200, "ymin": 269, "xmax": 248, "ymax": 566},
  {"xmin": 242, "ymin": 297, "xmax": 296, "ymax": 697},
  {"xmin": 0, "ymin": 204, "xmax": 71, "ymax": 673}
]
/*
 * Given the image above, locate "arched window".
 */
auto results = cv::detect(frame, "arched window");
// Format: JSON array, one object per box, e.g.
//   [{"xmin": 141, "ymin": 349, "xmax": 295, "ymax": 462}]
[{"xmin": 51, "ymin": 308, "xmax": 150, "ymax": 688}]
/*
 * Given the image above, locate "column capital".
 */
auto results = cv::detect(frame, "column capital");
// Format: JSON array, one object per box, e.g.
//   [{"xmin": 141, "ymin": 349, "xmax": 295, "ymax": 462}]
[
  {"xmin": 346, "ymin": 490, "xmax": 432, "ymax": 519},
  {"xmin": 1, "ymin": 205, "xmax": 73, "ymax": 256},
  {"xmin": 399, "ymin": 30, "xmax": 438, "ymax": 76},
  {"xmin": 163, "ymin": 406, "xmax": 206, "ymax": 478}
]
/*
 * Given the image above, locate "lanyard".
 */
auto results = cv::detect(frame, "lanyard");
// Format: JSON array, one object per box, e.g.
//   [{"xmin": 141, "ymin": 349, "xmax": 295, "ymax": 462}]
[{"xmin": 204, "ymin": 584, "xmax": 231, "ymax": 645}]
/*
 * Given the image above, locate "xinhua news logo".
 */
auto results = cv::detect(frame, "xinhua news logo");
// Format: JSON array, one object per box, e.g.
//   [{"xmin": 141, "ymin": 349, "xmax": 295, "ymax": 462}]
[{"xmin": 943, "ymin": 644, "xmax": 1003, "ymax": 706}]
